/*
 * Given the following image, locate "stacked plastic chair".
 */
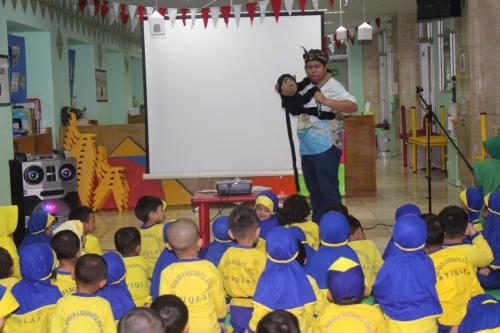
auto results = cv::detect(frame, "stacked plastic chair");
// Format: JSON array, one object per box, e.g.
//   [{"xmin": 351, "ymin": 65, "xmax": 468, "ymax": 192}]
[
  {"xmin": 63, "ymin": 113, "xmax": 97, "ymax": 206},
  {"xmin": 92, "ymin": 146, "xmax": 129, "ymax": 211}
]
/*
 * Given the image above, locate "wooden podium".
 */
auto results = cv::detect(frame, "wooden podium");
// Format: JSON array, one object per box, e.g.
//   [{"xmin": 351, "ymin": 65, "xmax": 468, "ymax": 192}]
[{"xmin": 344, "ymin": 115, "xmax": 377, "ymax": 196}]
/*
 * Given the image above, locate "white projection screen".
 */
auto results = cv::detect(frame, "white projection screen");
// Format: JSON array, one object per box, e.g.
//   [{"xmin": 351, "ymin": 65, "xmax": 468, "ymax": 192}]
[{"xmin": 143, "ymin": 13, "xmax": 323, "ymax": 179}]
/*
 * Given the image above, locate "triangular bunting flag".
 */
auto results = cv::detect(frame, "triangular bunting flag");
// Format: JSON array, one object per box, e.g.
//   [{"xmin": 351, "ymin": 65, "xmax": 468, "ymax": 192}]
[
  {"xmin": 128, "ymin": 4, "xmax": 136, "ymax": 19},
  {"xmin": 62, "ymin": 1, "xmax": 68, "ymax": 26},
  {"xmin": 93, "ymin": 0, "xmax": 99, "ymax": 15},
  {"xmin": 131, "ymin": 15, "xmax": 138, "ymax": 30},
  {"xmin": 137, "ymin": 5, "xmax": 145, "ymax": 22},
  {"xmin": 233, "ymin": 4, "xmax": 241, "ymax": 27},
  {"xmin": 78, "ymin": 0, "xmax": 85, "ymax": 12},
  {"xmin": 284, "ymin": 0, "xmax": 293, "ymax": 15},
  {"xmin": 30, "ymin": 0, "xmax": 37, "ymax": 15},
  {"xmin": 220, "ymin": 5, "xmax": 231, "ymax": 27},
  {"xmin": 11, "ymin": 0, "xmax": 18, "ymax": 10},
  {"xmin": 39, "ymin": 0, "xmax": 47, "ymax": 17},
  {"xmin": 55, "ymin": 1, "xmax": 62, "ymax": 23},
  {"xmin": 298, "ymin": 0, "xmax": 305, "ymax": 11},
  {"xmin": 20, "ymin": 0, "xmax": 28, "ymax": 12},
  {"xmin": 259, "ymin": 0, "xmax": 268, "ymax": 23},
  {"xmin": 120, "ymin": 3, "xmax": 129, "ymax": 25},
  {"xmin": 180, "ymin": 8, "xmax": 188, "ymax": 26},
  {"xmin": 189, "ymin": 8, "xmax": 197, "ymax": 28},
  {"xmin": 168, "ymin": 8, "xmax": 177, "ymax": 27},
  {"xmin": 329, "ymin": 0, "xmax": 334, "ymax": 8},
  {"xmin": 375, "ymin": 17, "xmax": 381, "ymax": 28},
  {"xmin": 110, "ymin": 1, "xmax": 119, "ymax": 24},
  {"xmin": 210, "ymin": 7, "xmax": 219, "ymax": 27},
  {"xmin": 311, "ymin": 0, "xmax": 318, "ymax": 9},
  {"xmin": 1, "ymin": 0, "xmax": 6, "ymax": 6},
  {"xmin": 201, "ymin": 7, "xmax": 209, "ymax": 28},
  {"xmin": 100, "ymin": 3, "xmax": 109, "ymax": 17},
  {"xmin": 270, "ymin": 0, "xmax": 280, "ymax": 22},
  {"xmin": 158, "ymin": 7, "xmax": 166, "ymax": 16},
  {"xmin": 146, "ymin": 6, "xmax": 153, "ymax": 17},
  {"xmin": 246, "ymin": 2, "xmax": 256, "ymax": 25}
]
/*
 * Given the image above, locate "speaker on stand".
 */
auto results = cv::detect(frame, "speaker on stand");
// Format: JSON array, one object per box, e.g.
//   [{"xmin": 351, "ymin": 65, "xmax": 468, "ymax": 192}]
[{"xmin": 9, "ymin": 153, "xmax": 79, "ymax": 245}]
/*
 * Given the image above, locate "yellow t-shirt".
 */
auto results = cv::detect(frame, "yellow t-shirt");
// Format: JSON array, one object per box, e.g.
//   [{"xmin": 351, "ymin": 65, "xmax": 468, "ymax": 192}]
[
  {"xmin": 51, "ymin": 270, "xmax": 77, "ymax": 296},
  {"xmin": 139, "ymin": 223, "xmax": 167, "ymax": 277},
  {"xmin": 383, "ymin": 313, "xmax": 438, "ymax": 333},
  {"xmin": 348, "ymin": 240, "xmax": 383, "ymax": 294},
  {"xmin": 84, "ymin": 235, "xmax": 103, "ymax": 255},
  {"xmin": 3, "ymin": 305, "xmax": 56, "ymax": 333},
  {"xmin": 159, "ymin": 259, "xmax": 227, "ymax": 333},
  {"xmin": 218, "ymin": 245, "xmax": 267, "ymax": 308},
  {"xmin": 0, "ymin": 206, "xmax": 20, "ymax": 278},
  {"xmin": 49, "ymin": 293, "xmax": 116, "ymax": 333},
  {"xmin": 290, "ymin": 221, "xmax": 320, "ymax": 250},
  {"xmin": 0, "ymin": 277, "xmax": 19, "ymax": 291},
  {"xmin": 429, "ymin": 247, "xmax": 484, "ymax": 326},
  {"xmin": 308, "ymin": 275, "xmax": 327, "ymax": 315},
  {"xmin": 313, "ymin": 303, "xmax": 388, "ymax": 333},
  {"xmin": 445, "ymin": 234, "xmax": 493, "ymax": 269},
  {"xmin": 123, "ymin": 255, "xmax": 152, "ymax": 307}
]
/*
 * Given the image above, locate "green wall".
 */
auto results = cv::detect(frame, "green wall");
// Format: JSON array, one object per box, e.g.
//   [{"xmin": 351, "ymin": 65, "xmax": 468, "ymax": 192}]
[
  {"xmin": 131, "ymin": 57, "xmax": 144, "ymax": 103},
  {"xmin": 348, "ymin": 42, "xmax": 365, "ymax": 114}
]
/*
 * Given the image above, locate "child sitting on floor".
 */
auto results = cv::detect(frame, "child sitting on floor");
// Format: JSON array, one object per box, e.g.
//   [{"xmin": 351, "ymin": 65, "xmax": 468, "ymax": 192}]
[
  {"xmin": 255, "ymin": 191, "xmax": 282, "ymax": 252},
  {"xmin": 283, "ymin": 194, "xmax": 319, "ymax": 250},
  {"xmin": 69, "ymin": 206, "xmax": 102, "ymax": 255},
  {"xmin": 150, "ymin": 294, "xmax": 189, "ymax": 333},
  {"xmin": 18, "ymin": 212, "xmax": 54, "ymax": 252},
  {"xmin": 199, "ymin": 215, "xmax": 234, "ymax": 266},
  {"xmin": 50, "ymin": 230, "xmax": 81, "ymax": 296}
]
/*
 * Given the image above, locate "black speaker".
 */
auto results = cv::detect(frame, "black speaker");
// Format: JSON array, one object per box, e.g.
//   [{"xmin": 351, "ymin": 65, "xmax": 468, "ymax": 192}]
[
  {"xmin": 417, "ymin": 0, "xmax": 462, "ymax": 21},
  {"xmin": 9, "ymin": 155, "xmax": 79, "ymax": 244}
]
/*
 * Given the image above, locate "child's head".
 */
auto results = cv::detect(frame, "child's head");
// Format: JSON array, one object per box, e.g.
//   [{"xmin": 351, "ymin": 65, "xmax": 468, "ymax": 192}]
[
  {"xmin": 50, "ymin": 230, "xmax": 81, "ymax": 262},
  {"xmin": 282, "ymin": 194, "xmax": 311, "ymax": 224},
  {"xmin": 439, "ymin": 206, "xmax": 468, "ymax": 240},
  {"xmin": 68, "ymin": 206, "xmax": 96, "ymax": 234},
  {"xmin": 20, "ymin": 244, "xmax": 56, "ymax": 282},
  {"xmin": 150, "ymin": 295, "xmax": 189, "ymax": 333},
  {"xmin": 256, "ymin": 310, "xmax": 300, "ymax": 333},
  {"xmin": 118, "ymin": 307, "xmax": 165, "ymax": 333},
  {"xmin": 166, "ymin": 219, "xmax": 201, "ymax": 256},
  {"xmin": 54, "ymin": 220, "xmax": 85, "ymax": 249},
  {"xmin": 327, "ymin": 203, "xmax": 349, "ymax": 217},
  {"xmin": 327, "ymin": 257, "xmax": 365, "ymax": 305},
  {"xmin": 255, "ymin": 191, "xmax": 279, "ymax": 222},
  {"xmin": 0, "ymin": 248, "xmax": 13, "ymax": 279},
  {"xmin": 424, "ymin": 214, "xmax": 444, "ymax": 248},
  {"xmin": 115, "ymin": 227, "xmax": 141, "ymax": 257},
  {"xmin": 228, "ymin": 205, "xmax": 261, "ymax": 244},
  {"xmin": 74, "ymin": 254, "xmax": 107, "ymax": 291},
  {"xmin": 27, "ymin": 212, "xmax": 55, "ymax": 237},
  {"xmin": 135, "ymin": 196, "xmax": 165, "ymax": 224},
  {"xmin": 319, "ymin": 211, "xmax": 350, "ymax": 245},
  {"xmin": 459, "ymin": 187, "xmax": 484, "ymax": 212},
  {"xmin": 212, "ymin": 216, "xmax": 231, "ymax": 243},
  {"xmin": 395, "ymin": 203, "xmax": 421, "ymax": 219},
  {"xmin": 347, "ymin": 215, "xmax": 365, "ymax": 241}
]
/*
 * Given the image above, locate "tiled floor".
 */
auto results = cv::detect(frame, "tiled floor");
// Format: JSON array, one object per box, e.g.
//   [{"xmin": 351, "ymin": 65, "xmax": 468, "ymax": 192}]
[{"xmin": 94, "ymin": 154, "xmax": 463, "ymax": 253}]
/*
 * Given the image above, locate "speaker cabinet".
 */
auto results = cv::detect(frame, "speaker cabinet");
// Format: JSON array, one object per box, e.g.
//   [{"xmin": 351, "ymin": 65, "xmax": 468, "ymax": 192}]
[{"xmin": 9, "ymin": 156, "xmax": 79, "ymax": 244}]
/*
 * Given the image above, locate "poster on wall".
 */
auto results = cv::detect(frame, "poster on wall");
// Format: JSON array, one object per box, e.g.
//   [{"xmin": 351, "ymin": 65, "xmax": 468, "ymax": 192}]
[
  {"xmin": 95, "ymin": 69, "xmax": 108, "ymax": 102},
  {"xmin": 0, "ymin": 55, "xmax": 10, "ymax": 106},
  {"xmin": 8, "ymin": 35, "xmax": 27, "ymax": 104}
]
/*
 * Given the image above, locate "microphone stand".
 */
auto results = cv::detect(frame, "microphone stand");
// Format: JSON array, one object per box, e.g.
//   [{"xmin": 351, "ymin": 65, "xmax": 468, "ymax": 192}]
[{"xmin": 416, "ymin": 86, "xmax": 473, "ymax": 214}]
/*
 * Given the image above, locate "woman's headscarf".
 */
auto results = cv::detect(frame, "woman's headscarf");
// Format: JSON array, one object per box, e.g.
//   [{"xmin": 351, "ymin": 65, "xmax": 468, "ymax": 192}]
[
  {"xmin": 484, "ymin": 192, "xmax": 500, "ymax": 266},
  {"xmin": 458, "ymin": 294, "xmax": 500, "ymax": 333},
  {"xmin": 289, "ymin": 226, "xmax": 316, "ymax": 265},
  {"xmin": 97, "ymin": 252, "xmax": 135, "ymax": 320},
  {"xmin": 18, "ymin": 213, "xmax": 55, "ymax": 252},
  {"xmin": 305, "ymin": 211, "xmax": 360, "ymax": 289},
  {"xmin": 151, "ymin": 222, "xmax": 177, "ymax": 299},
  {"xmin": 11, "ymin": 244, "xmax": 61, "ymax": 314},
  {"xmin": 484, "ymin": 136, "xmax": 500, "ymax": 160},
  {"xmin": 460, "ymin": 187, "xmax": 484, "ymax": 225},
  {"xmin": 327, "ymin": 257, "xmax": 365, "ymax": 305},
  {"xmin": 256, "ymin": 191, "xmax": 281, "ymax": 240},
  {"xmin": 382, "ymin": 203, "xmax": 422, "ymax": 259},
  {"xmin": 373, "ymin": 215, "xmax": 442, "ymax": 321},
  {"xmin": 253, "ymin": 227, "xmax": 316, "ymax": 309},
  {"xmin": 199, "ymin": 216, "xmax": 233, "ymax": 266}
]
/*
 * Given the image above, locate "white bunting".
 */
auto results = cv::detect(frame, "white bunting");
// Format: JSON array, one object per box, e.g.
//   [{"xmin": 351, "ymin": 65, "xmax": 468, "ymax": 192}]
[
  {"xmin": 131, "ymin": 15, "xmax": 139, "ymax": 31},
  {"xmin": 146, "ymin": 6, "xmax": 154, "ymax": 17},
  {"xmin": 284, "ymin": 0, "xmax": 293, "ymax": 15},
  {"xmin": 109, "ymin": 2, "xmax": 119, "ymax": 25},
  {"xmin": 189, "ymin": 7, "xmax": 198, "ymax": 28},
  {"xmin": 312, "ymin": 0, "xmax": 319, "ymax": 9},
  {"xmin": 168, "ymin": 7, "xmax": 177, "ymax": 27},
  {"xmin": 233, "ymin": 4, "xmax": 241, "ymax": 27},
  {"xmin": 210, "ymin": 7, "xmax": 220, "ymax": 27},
  {"xmin": 128, "ymin": 4, "xmax": 137, "ymax": 19},
  {"xmin": 259, "ymin": 0, "xmax": 268, "ymax": 23}
]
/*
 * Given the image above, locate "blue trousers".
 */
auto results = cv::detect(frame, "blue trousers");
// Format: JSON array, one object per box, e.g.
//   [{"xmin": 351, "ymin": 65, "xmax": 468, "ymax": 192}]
[
  {"xmin": 301, "ymin": 145, "xmax": 342, "ymax": 222},
  {"xmin": 230, "ymin": 305, "xmax": 252, "ymax": 333}
]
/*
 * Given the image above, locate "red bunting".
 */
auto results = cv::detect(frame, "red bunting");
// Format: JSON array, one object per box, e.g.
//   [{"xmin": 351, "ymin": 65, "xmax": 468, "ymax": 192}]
[
  {"xmin": 78, "ymin": 0, "xmax": 86, "ymax": 13},
  {"xmin": 333, "ymin": 33, "xmax": 337, "ymax": 42},
  {"xmin": 298, "ymin": 0, "xmax": 306, "ymax": 12},
  {"xmin": 246, "ymin": 2, "xmax": 257, "ymax": 25},
  {"xmin": 100, "ymin": 4, "xmax": 109, "ymax": 17},
  {"xmin": 322, "ymin": 35, "xmax": 328, "ymax": 55},
  {"xmin": 119, "ymin": 3, "xmax": 128, "ymax": 25},
  {"xmin": 201, "ymin": 7, "xmax": 210, "ymax": 28},
  {"xmin": 328, "ymin": 0, "xmax": 334, "ymax": 8},
  {"xmin": 180, "ymin": 8, "xmax": 188, "ymax": 26},
  {"xmin": 159, "ymin": 7, "xmax": 166, "ymax": 16},
  {"xmin": 221, "ymin": 5, "xmax": 231, "ymax": 26},
  {"xmin": 375, "ymin": 17, "xmax": 381, "ymax": 28},
  {"xmin": 335, "ymin": 40, "xmax": 341, "ymax": 48},
  {"xmin": 93, "ymin": 0, "xmax": 99, "ymax": 15},
  {"xmin": 137, "ymin": 5, "xmax": 145, "ymax": 22},
  {"xmin": 271, "ymin": 0, "xmax": 281, "ymax": 22}
]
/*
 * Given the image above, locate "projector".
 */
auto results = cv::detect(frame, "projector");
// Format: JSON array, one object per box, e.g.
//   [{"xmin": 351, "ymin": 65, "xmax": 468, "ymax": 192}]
[{"xmin": 216, "ymin": 179, "xmax": 252, "ymax": 196}]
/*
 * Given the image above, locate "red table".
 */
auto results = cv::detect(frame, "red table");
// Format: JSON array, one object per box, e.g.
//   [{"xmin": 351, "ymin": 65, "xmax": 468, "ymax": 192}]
[{"xmin": 191, "ymin": 191, "xmax": 258, "ymax": 246}]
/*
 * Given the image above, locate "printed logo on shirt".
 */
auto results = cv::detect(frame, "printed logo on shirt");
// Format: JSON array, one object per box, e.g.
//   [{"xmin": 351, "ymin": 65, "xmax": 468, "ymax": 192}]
[
  {"xmin": 62, "ymin": 310, "xmax": 105, "ymax": 333},
  {"xmin": 170, "ymin": 270, "xmax": 213, "ymax": 305},
  {"xmin": 323, "ymin": 311, "xmax": 374, "ymax": 332}
]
